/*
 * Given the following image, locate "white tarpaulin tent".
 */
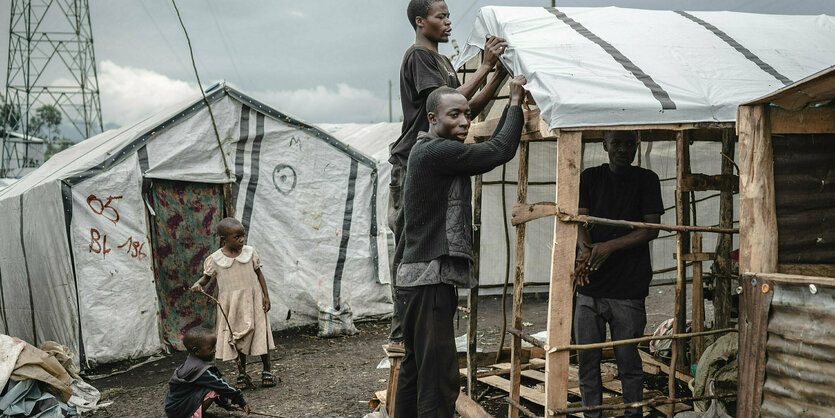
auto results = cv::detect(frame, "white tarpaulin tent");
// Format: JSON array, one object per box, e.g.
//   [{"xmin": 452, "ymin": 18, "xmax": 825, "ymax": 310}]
[
  {"xmin": 455, "ymin": 6, "xmax": 835, "ymax": 129},
  {"xmin": 0, "ymin": 84, "xmax": 392, "ymax": 365},
  {"xmin": 451, "ymin": 7, "xmax": 835, "ymax": 290}
]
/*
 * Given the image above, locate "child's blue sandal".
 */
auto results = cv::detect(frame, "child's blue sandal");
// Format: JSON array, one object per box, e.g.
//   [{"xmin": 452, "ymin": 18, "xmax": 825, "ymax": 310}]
[
  {"xmin": 235, "ymin": 373, "xmax": 253, "ymax": 390},
  {"xmin": 261, "ymin": 370, "xmax": 277, "ymax": 387}
]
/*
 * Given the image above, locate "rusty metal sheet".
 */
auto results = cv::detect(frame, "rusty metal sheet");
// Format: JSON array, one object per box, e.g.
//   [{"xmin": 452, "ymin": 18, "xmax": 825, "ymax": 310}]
[
  {"xmin": 772, "ymin": 134, "xmax": 835, "ymax": 264},
  {"xmin": 762, "ymin": 284, "xmax": 835, "ymax": 416}
]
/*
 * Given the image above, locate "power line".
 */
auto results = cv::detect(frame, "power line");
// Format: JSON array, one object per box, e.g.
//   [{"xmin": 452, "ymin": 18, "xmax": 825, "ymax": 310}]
[
  {"xmin": 138, "ymin": 0, "xmax": 191, "ymax": 74},
  {"xmin": 205, "ymin": 0, "xmax": 248, "ymax": 89}
]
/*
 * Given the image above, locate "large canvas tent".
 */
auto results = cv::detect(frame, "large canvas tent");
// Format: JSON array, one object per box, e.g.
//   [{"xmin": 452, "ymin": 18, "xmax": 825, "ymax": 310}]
[
  {"xmin": 0, "ymin": 84, "xmax": 392, "ymax": 365},
  {"xmin": 450, "ymin": 6, "xmax": 835, "ymax": 290}
]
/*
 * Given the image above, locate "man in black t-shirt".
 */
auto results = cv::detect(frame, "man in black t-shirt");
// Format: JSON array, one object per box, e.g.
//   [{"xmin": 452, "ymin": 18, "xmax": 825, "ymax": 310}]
[
  {"xmin": 386, "ymin": 0, "xmax": 508, "ymax": 351},
  {"xmin": 573, "ymin": 130, "xmax": 664, "ymax": 418}
]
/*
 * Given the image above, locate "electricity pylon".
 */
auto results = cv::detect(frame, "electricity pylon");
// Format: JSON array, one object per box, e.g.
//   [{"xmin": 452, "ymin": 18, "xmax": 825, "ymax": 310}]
[{"xmin": 2, "ymin": 0, "xmax": 103, "ymax": 177}]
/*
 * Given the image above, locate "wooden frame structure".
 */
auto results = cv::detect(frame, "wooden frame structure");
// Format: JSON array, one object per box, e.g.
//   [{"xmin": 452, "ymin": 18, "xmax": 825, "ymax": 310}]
[
  {"xmin": 461, "ymin": 99, "xmax": 742, "ymax": 416},
  {"xmin": 736, "ymin": 66, "xmax": 835, "ymax": 416}
]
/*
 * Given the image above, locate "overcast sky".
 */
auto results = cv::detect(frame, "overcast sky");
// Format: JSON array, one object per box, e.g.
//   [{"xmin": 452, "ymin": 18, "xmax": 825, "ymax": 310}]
[{"xmin": 2, "ymin": 0, "xmax": 834, "ymax": 136}]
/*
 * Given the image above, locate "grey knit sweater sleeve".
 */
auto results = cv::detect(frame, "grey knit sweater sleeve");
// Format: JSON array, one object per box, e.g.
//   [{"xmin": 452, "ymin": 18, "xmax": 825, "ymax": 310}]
[{"xmin": 423, "ymin": 105, "xmax": 524, "ymax": 176}]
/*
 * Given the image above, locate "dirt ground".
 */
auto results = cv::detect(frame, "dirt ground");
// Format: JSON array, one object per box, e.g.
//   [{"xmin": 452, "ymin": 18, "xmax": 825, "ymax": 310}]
[{"xmin": 83, "ymin": 284, "xmax": 703, "ymax": 418}]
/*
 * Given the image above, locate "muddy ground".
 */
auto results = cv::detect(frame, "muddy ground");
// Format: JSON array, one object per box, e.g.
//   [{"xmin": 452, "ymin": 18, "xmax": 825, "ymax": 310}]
[{"xmin": 84, "ymin": 284, "xmax": 704, "ymax": 418}]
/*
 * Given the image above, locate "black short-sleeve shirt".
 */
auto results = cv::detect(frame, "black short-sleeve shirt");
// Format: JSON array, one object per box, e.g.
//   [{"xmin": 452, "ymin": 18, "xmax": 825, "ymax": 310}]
[
  {"xmin": 388, "ymin": 45, "xmax": 461, "ymax": 167},
  {"xmin": 578, "ymin": 164, "xmax": 664, "ymax": 299}
]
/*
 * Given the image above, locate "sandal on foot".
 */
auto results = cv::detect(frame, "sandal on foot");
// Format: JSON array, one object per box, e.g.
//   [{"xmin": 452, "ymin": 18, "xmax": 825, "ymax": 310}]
[
  {"xmin": 235, "ymin": 373, "xmax": 252, "ymax": 390},
  {"xmin": 261, "ymin": 370, "xmax": 278, "ymax": 387}
]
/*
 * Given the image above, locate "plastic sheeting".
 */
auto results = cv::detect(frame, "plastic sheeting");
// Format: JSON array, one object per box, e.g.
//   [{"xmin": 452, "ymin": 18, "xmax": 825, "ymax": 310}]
[
  {"xmin": 319, "ymin": 122, "xmax": 402, "ymax": 285},
  {"xmin": 70, "ymin": 155, "xmax": 161, "ymax": 364},
  {"xmin": 454, "ymin": 6, "xmax": 835, "ymax": 129}
]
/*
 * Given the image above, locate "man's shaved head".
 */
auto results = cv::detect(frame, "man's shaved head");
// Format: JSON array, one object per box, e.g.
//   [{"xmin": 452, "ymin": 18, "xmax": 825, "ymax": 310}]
[
  {"xmin": 426, "ymin": 87, "xmax": 461, "ymax": 115},
  {"xmin": 216, "ymin": 217, "xmax": 243, "ymax": 236},
  {"xmin": 603, "ymin": 130, "xmax": 638, "ymax": 144},
  {"xmin": 407, "ymin": 0, "xmax": 445, "ymax": 30}
]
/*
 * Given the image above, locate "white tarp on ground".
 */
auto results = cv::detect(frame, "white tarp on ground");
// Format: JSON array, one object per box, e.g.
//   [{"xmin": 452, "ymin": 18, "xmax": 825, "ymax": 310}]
[
  {"xmin": 455, "ymin": 6, "xmax": 835, "ymax": 129},
  {"xmin": 0, "ymin": 85, "xmax": 392, "ymax": 364}
]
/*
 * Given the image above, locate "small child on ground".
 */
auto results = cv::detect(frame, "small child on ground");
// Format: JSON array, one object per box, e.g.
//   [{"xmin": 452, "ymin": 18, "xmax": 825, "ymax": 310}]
[
  {"xmin": 191, "ymin": 217, "xmax": 276, "ymax": 389},
  {"xmin": 164, "ymin": 327, "xmax": 251, "ymax": 417}
]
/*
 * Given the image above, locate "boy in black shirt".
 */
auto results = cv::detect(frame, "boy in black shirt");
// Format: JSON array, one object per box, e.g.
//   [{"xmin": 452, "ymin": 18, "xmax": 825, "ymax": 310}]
[
  {"xmin": 387, "ymin": 0, "xmax": 508, "ymax": 350},
  {"xmin": 164, "ymin": 327, "xmax": 249, "ymax": 418},
  {"xmin": 573, "ymin": 131, "xmax": 664, "ymax": 418}
]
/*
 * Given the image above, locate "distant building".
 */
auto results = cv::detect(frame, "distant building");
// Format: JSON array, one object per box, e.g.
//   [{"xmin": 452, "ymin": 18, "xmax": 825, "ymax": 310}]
[{"xmin": 1, "ymin": 131, "xmax": 46, "ymax": 178}]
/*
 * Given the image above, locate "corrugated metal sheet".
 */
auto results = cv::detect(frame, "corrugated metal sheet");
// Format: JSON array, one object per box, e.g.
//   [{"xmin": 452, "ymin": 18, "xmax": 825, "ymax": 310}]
[
  {"xmin": 772, "ymin": 134, "xmax": 835, "ymax": 264},
  {"xmin": 761, "ymin": 284, "xmax": 835, "ymax": 417}
]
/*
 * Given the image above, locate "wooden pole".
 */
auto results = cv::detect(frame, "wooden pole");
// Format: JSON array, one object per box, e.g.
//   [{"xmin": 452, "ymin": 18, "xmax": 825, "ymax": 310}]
[
  {"xmin": 714, "ymin": 128, "xmax": 735, "ymax": 329},
  {"xmin": 467, "ymin": 173, "xmax": 483, "ymax": 397},
  {"xmin": 547, "ymin": 328, "xmax": 735, "ymax": 353},
  {"xmin": 691, "ymin": 232, "xmax": 705, "ymax": 363},
  {"xmin": 546, "ymin": 130, "xmax": 581, "ymax": 415},
  {"xmin": 508, "ymin": 141, "xmax": 529, "ymax": 418},
  {"xmin": 669, "ymin": 130, "xmax": 691, "ymax": 416},
  {"xmin": 550, "ymin": 393, "xmax": 736, "ymax": 415},
  {"xmin": 737, "ymin": 104, "xmax": 778, "ymax": 417}
]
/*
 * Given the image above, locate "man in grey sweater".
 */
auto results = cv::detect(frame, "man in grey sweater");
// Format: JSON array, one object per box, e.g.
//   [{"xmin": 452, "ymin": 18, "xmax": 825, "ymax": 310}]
[{"xmin": 394, "ymin": 75, "xmax": 527, "ymax": 417}]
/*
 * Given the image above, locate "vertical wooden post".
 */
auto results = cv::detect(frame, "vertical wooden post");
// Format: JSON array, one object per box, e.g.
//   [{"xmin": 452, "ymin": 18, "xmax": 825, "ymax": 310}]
[
  {"xmin": 467, "ymin": 174, "xmax": 483, "ymax": 397},
  {"xmin": 508, "ymin": 141, "xmax": 530, "ymax": 418},
  {"xmin": 545, "ymin": 130, "xmax": 581, "ymax": 416},
  {"xmin": 222, "ymin": 183, "xmax": 236, "ymax": 217},
  {"xmin": 714, "ymin": 129, "xmax": 735, "ymax": 329},
  {"xmin": 690, "ymin": 232, "xmax": 705, "ymax": 363},
  {"xmin": 669, "ymin": 130, "xmax": 691, "ymax": 416},
  {"xmin": 737, "ymin": 104, "xmax": 777, "ymax": 417}
]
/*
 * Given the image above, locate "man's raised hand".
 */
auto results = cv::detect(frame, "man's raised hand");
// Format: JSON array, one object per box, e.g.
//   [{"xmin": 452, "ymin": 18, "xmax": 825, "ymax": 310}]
[
  {"xmin": 509, "ymin": 75, "xmax": 527, "ymax": 106},
  {"xmin": 483, "ymin": 36, "xmax": 508, "ymax": 68}
]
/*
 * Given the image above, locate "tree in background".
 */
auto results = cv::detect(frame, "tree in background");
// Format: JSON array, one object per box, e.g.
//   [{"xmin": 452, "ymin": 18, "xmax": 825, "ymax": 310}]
[
  {"xmin": 29, "ymin": 105, "xmax": 73, "ymax": 160},
  {"xmin": 0, "ymin": 103, "xmax": 21, "ymax": 132}
]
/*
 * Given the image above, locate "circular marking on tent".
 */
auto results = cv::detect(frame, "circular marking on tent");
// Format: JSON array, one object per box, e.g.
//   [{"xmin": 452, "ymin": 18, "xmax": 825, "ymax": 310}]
[{"xmin": 272, "ymin": 164, "xmax": 297, "ymax": 195}]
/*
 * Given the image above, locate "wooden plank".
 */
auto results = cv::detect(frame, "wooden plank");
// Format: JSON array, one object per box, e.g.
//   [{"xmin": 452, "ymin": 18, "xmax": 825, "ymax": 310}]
[
  {"xmin": 751, "ymin": 272, "xmax": 835, "ymax": 288},
  {"xmin": 714, "ymin": 128, "xmax": 735, "ymax": 329},
  {"xmin": 777, "ymin": 264, "xmax": 835, "ymax": 278},
  {"xmin": 469, "ymin": 108, "xmax": 542, "ymax": 138},
  {"xmin": 639, "ymin": 350, "xmax": 692, "ymax": 384},
  {"xmin": 679, "ymin": 173, "xmax": 738, "ymax": 192},
  {"xmin": 670, "ymin": 130, "xmax": 691, "ymax": 417},
  {"xmin": 561, "ymin": 122, "xmax": 734, "ymax": 131},
  {"xmin": 467, "ymin": 172, "xmax": 483, "ymax": 397},
  {"xmin": 737, "ymin": 103, "xmax": 778, "ymax": 418},
  {"xmin": 769, "ymin": 106, "xmax": 835, "ymax": 134},
  {"xmin": 545, "ymin": 130, "xmax": 582, "ymax": 413},
  {"xmin": 508, "ymin": 141, "xmax": 530, "ymax": 418},
  {"xmin": 455, "ymin": 391, "xmax": 493, "ymax": 418},
  {"xmin": 480, "ymin": 375, "xmax": 546, "ymax": 406},
  {"xmin": 672, "ymin": 252, "xmax": 715, "ymax": 262},
  {"xmin": 691, "ymin": 232, "xmax": 706, "ymax": 364}
]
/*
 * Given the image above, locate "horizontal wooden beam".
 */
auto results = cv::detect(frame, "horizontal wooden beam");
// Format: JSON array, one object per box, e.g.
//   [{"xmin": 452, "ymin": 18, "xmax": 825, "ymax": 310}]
[
  {"xmin": 469, "ymin": 108, "xmax": 542, "ymax": 139},
  {"xmin": 512, "ymin": 203, "xmax": 740, "ymax": 233},
  {"xmin": 743, "ymin": 271, "xmax": 835, "ymax": 288},
  {"xmin": 507, "ymin": 327, "xmax": 545, "ymax": 349},
  {"xmin": 558, "ymin": 211, "xmax": 738, "ymax": 234},
  {"xmin": 770, "ymin": 106, "xmax": 835, "ymax": 134},
  {"xmin": 560, "ymin": 122, "xmax": 734, "ymax": 132},
  {"xmin": 680, "ymin": 173, "xmax": 739, "ymax": 193},
  {"xmin": 511, "ymin": 202, "xmax": 556, "ymax": 225},
  {"xmin": 778, "ymin": 264, "xmax": 835, "ymax": 278},
  {"xmin": 673, "ymin": 252, "xmax": 716, "ymax": 262}
]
